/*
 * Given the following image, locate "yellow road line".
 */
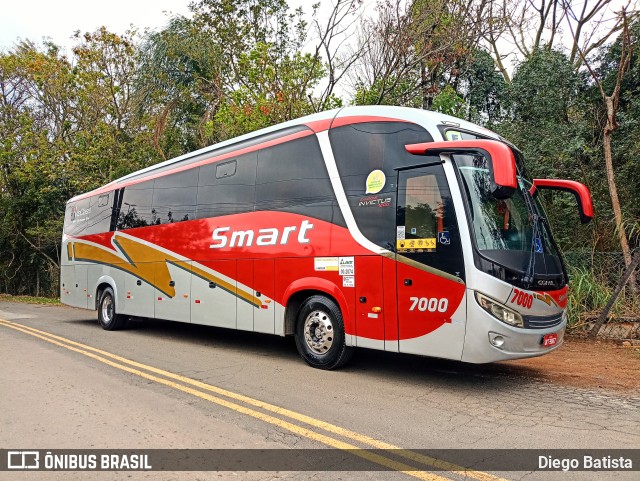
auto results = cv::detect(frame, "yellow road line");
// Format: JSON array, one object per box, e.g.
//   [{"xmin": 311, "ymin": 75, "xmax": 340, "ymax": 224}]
[
  {"xmin": 0, "ymin": 319, "xmax": 450, "ymax": 480},
  {"xmin": 0, "ymin": 319, "xmax": 506, "ymax": 481}
]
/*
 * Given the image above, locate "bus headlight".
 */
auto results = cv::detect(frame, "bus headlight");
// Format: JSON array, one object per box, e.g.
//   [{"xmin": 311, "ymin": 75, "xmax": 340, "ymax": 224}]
[{"xmin": 475, "ymin": 292, "xmax": 524, "ymax": 328}]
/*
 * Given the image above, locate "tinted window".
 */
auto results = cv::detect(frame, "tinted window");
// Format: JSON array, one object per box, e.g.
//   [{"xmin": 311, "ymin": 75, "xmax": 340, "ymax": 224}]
[
  {"xmin": 64, "ymin": 193, "xmax": 113, "ymax": 236},
  {"xmin": 117, "ymin": 180, "xmax": 155, "ymax": 229},
  {"xmin": 197, "ymin": 153, "xmax": 257, "ymax": 219},
  {"xmin": 122, "ymin": 125, "xmax": 308, "ymax": 184},
  {"xmin": 329, "ymin": 122, "xmax": 433, "ymax": 248},
  {"xmin": 152, "ymin": 169, "xmax": 198, "ymax": 223},
  {"xmin": 255, "ymin": 135, "xmax": 344, "ymax": 226},
  {"xmin": 397, "ymin": 165, "xmax": 465, "ymax": 279},
  {"xmin": 444, "ymin": 130, "xmax": 486, "ymax": 141},
  {"xmin": 86, "ymin": 192, "xmax": 114, "ymax": 234}
]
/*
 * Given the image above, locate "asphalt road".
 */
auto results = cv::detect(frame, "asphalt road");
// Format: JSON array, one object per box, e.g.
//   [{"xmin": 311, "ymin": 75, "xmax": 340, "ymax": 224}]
[{"xmin": 1, "ymin": 301, "xmax": 638, "ymax": 481}]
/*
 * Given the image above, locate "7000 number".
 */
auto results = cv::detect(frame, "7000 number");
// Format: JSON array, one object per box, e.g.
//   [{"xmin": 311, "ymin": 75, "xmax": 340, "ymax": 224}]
[
  {"xmin": 409, "ymin": 297, "xmax": 448, "ymax": 312},
  {"xmin": 510, "ymin": 288, "xmax": 533, "ymax": 309}
]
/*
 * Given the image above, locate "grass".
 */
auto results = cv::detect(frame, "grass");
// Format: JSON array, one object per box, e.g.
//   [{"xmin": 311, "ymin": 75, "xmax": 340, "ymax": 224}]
[
  {"xmin": 567, "ymin": 266, "xmax": 639, "ymax": 329},
  {"xmin": 0, "ymin": 294, "xmax": 61, "ymax": 305}
]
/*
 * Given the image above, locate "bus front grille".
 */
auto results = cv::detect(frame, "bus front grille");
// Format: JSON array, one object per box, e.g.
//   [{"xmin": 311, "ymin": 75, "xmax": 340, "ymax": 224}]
[{"xmin": 523, "ymin": 313, "xmax": 564, "ymax": 329}]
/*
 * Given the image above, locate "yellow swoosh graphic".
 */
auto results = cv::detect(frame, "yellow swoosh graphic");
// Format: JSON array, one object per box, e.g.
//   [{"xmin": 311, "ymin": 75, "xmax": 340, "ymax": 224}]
[{"xmin": 72, "ymin": 234, "xmax": 261, "ymax": 307}]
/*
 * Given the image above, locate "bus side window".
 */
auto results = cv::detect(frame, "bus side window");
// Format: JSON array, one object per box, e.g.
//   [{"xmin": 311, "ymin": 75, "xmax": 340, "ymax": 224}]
[
  {"xmin": 255, "ymin": 135, "xmax": 339, "ymax": 223},
  {"xmin": 117, "ymin": 180, "xmax": 155, "ymax": 230},
  {"xmin": 85, "ymin": 192, "xmax": 113, "ymax": 235},
  {"xmin": 329, "ymin": 121, "xmax": 434, "ymax": 249},
  {"xmin": 197, "ymin": 153, "xmax": 257, "ymax": 219},
  {"xmin": 152, "ymin": 169, "xmax": 198, "ymax": 224}
]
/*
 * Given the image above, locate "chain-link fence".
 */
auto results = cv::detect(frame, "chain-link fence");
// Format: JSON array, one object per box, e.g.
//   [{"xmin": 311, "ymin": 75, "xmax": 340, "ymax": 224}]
[
  {"xmin": 563, "ymin": 248, "xmax": 639, "ymax": 290},
  {"xmin": 563, "ymin": 248, "xmax": 639, "ymax": 326}
]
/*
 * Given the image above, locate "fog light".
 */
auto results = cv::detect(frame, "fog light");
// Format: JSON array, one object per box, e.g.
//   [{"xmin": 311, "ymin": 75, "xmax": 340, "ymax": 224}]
[{"xmin": 489, "ymin": 333, "xmax": 505, "ymax": 348}]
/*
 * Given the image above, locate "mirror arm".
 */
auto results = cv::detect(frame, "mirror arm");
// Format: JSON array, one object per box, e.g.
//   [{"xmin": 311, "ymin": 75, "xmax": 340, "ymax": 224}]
[
  {"xmin": 405, "ymin": 140, "xmax": 517, "ymax": 199},
  {"xmin": 531, "ymin": 179, "xmax": 594, "ymax": 224}
]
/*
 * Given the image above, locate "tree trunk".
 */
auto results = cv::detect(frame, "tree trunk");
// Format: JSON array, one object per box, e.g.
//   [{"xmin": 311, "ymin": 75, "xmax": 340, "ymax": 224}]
[
  {"xmin": 602, "ymin": 98, "xmax": 638, "ymax": 295},
  {"xmin": 421, "ymin": 62, "xmax": 428, "ymax": 110}
]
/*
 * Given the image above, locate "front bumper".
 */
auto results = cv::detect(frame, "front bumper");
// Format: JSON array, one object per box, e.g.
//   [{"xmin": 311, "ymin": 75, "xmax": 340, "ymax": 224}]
[{"xmin": 461, "ymin": 293, "xmax": 566, "ymax": 363}]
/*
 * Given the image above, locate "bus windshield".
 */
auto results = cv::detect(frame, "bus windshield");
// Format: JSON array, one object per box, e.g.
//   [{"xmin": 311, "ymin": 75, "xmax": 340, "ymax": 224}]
[{"xmin": 454, "ymin": 153, "xmax": 562, "ymax": 275}]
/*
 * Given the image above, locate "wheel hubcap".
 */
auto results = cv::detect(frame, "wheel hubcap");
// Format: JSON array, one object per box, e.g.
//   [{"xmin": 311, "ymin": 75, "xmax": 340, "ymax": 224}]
[
  {"xmin": 102, "ymin": 296, "xmax": 113, "ymax": 323},
  {"xmin": 303, "ymin": 310, "xmax": 334, "ymax": 355}
]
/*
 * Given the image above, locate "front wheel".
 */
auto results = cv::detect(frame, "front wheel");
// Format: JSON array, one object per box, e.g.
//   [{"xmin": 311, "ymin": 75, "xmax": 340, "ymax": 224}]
[
  {"xmin": 98, "ymin": 287, "xmax": 126, "ymax": 331},
  {"xmin": 294, "ymin": 295, "xmax": 353, "ymax": 370}
]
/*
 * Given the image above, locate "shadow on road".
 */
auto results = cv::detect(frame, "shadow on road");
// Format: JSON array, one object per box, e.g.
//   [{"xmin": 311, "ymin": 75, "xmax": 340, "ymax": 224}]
[{"xmin": 62, "ymin": 315, "xmax": 545, "ymax": 391}]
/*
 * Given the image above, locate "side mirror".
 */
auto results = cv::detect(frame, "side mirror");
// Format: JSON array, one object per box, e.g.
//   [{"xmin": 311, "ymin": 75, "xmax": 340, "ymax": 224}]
[
  {"xmin": 405, "ymin": 140, "xmax": 517, "ymax": 199},
  {"xmin": 529, "ymin": 179, "xmax": 594, "ymax": 224}
]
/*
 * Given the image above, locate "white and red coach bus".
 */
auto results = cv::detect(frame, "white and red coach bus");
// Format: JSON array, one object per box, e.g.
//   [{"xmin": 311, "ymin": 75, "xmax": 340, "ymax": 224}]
[{"xmin": 61, "ymin": 106, "xmax": 593, "ymax": 369}]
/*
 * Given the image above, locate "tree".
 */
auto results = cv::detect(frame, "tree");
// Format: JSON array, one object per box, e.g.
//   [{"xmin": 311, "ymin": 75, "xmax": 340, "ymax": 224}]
[
  {"xmin": 494, "ymin": 49, "xmax": 594, "ymax": 249},
  {"xmin": 136, "ymin": 15, "xmax": 226, "ymax": 157},
  {"xmin": 0, "ymin": 42, "xmax": 74, "ymax": 294},
  {"xmin": 483, "ymin": 0, "xmax": 634, "ymax": 78},
  {"xmin": 577, "ymin": 9, "xmax": 638, "ymax": 294},
  {"xmin": 350, "ymin": 0, "xmax": 490, "ymax": 108},
  {"xmin": 458, "ymin": 47, "xmax": 507, "ymax": 124},
  {"xmin": 0, "ymin": 29, "xmax": 156, "ymax": 296}
]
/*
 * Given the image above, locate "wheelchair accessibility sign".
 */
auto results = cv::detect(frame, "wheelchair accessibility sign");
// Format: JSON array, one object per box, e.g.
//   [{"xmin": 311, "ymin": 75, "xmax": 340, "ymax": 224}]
[{"xmin": 437, "ymin": 231, "xmax": 450, "ymax": 245}]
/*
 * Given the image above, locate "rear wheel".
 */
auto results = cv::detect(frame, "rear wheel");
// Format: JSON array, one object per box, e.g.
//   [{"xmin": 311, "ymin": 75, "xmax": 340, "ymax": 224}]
[
  {"xmin": 294, "ymin": 295, "xmax": 353, "ymax": 370},
  {"xmin": 98, "ymin": 287, "xmax": 126, "ymax": 330}
]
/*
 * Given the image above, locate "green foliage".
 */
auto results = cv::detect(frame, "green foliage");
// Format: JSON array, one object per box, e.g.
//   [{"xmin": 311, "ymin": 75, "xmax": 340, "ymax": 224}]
[
  {"xmin": 596, "ymin": 20, "xmax": 640, "ymax": 235},
  {"xmin": 566, "ymin": 267, "xmax": 612, "ymax": 325},
  {"xmin": 492, "ymin": 50, "xmax": 597, "ymax": 250},
  {"xmin": 459, "ymin": 48, "xmax": 506, "ymax": 125},
  {"xmin": 566, "ymin": 263, "xmax": 638, "ymax": 326},
  {"xmin": 0, "ymin": 30, "xmax": 159, "ymax": 296},
  {"xmin": 0, "ymin": 294, "xmax": 61, "ymax": 305},
  {"xmin": 136, "ymin": 15, "xmax": 226, "ymax": 157},
  {"xmin": 353, "ymin": 76, "xmax": 423, "ymax": 108},
  {"xmin": 138, "ymin": 0, "xmax": 327, "ymax": 150},
  {"xmin": 0, "ymin": 3, "xmax": 638, "ymax": 313},
  {"xmin": 431, "ymin": 84, "xmax": 465, "ymax": 117}
]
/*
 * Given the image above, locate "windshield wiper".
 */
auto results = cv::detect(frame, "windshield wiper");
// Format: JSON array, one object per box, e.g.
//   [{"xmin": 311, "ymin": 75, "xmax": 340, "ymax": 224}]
[{"xmin": 522, "ymin": 188, "xmax": 543, "ymax": 288}]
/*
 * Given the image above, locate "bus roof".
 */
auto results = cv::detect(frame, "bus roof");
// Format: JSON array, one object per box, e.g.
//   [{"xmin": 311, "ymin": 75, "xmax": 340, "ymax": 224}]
[{"xmin": 69, "ymin": 106, "xmax": 500, "ymax": 203}]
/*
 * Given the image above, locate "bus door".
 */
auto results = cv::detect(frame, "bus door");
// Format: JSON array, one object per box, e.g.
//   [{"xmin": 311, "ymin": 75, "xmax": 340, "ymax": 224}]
[{"xmin": 395, "ymin": 164, "xmax": 467, "ymax": 360}]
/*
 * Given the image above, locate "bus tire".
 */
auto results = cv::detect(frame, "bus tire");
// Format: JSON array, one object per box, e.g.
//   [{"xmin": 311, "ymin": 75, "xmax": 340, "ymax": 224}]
[
  {"xmin": 294, "ymin": 295, "xmax": 353, "ymax": 370},
  {"xmin": 98, "ymin": 287, "xmax": 126, "ymax": 331}
]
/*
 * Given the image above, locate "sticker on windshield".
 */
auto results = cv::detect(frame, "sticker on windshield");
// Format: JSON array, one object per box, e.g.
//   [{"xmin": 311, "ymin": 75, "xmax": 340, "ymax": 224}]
[
  {"xmin": 396, "ymin": 226, "xmax": 405, "ymax": 240},
  {"xmin": 366, "ymin": 170, "xmax": 386, "ymax": 194},
  {"xmin": 534, "ymin": 238, "xmax": 543, "ymax": 253},
  {"xmin": 437, "ymin": 231, "xmax": 450, "ymax": 245},
  {"xmin": 397, "ymin": 238, "xmax": 436, "ymax": 251}
]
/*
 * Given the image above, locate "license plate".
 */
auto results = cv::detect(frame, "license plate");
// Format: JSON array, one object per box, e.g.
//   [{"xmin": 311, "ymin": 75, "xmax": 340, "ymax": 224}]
[{"xmin": 542, "ymin": 333, "xmax": 558, "ymax": 347}]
